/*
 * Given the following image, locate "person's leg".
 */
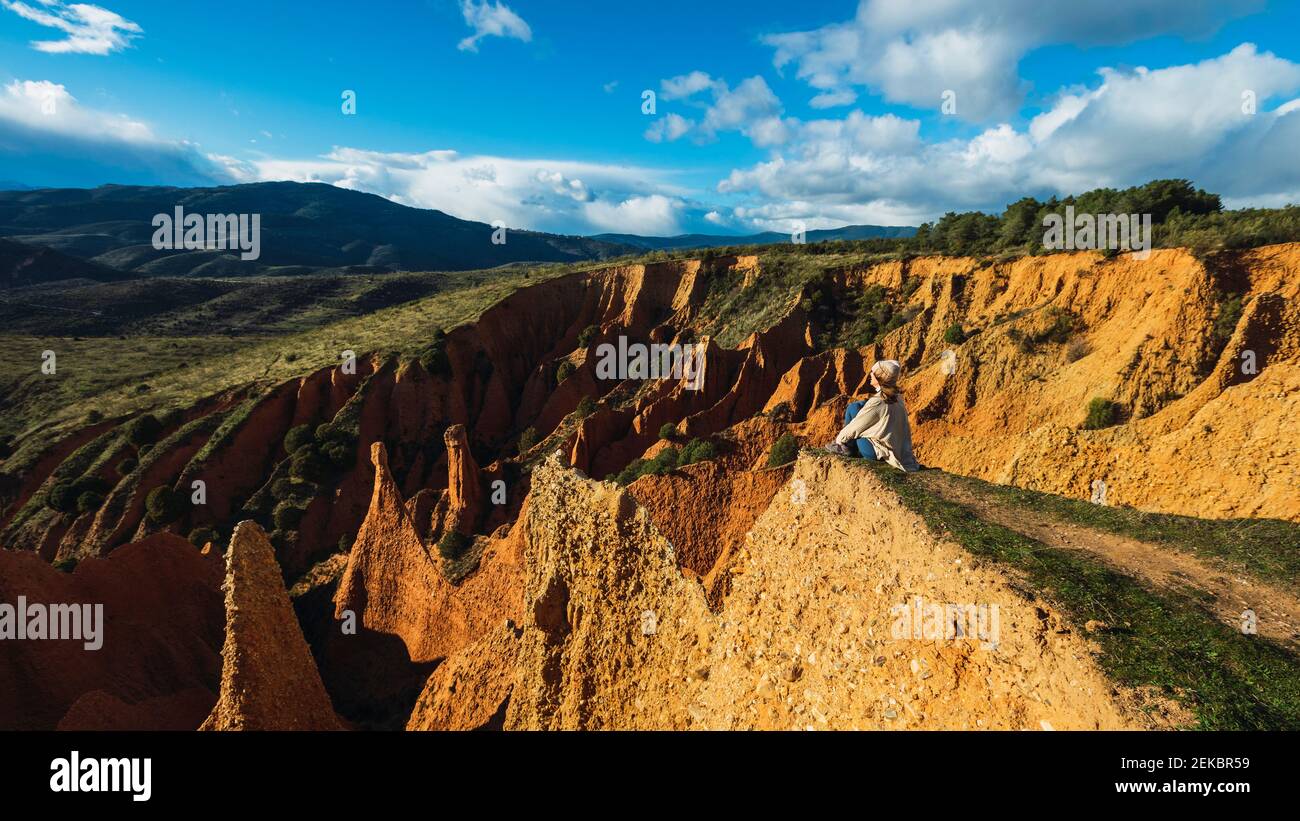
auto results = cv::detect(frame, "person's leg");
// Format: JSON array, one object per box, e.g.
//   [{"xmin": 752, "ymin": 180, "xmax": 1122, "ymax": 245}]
[
  {"xmin": 844, "ymin": 400, "xmax": 865, "ymax": 426},
  {"xmin": 842, "ymin": 401, "xmax": 874, "ymax": 458}
]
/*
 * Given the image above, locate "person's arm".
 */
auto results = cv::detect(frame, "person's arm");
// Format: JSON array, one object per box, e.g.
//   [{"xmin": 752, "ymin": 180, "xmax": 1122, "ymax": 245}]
[{"xmin": 835, "ymin": 398, "xmax": 883, "ymax": 444}]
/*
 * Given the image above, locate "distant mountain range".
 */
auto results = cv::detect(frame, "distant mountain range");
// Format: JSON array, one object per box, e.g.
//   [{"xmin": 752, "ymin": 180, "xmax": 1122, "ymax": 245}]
[
  {"xmin": 594, "ymin": 224, "xmax": 915, "ymax": 250},
  {"xmin": 0, "ymin": 182, "xmax": 916, "ymax": 283},
  {"xmin": 0, "ymin": 182, "xmax": 635, "ymax": 281},
  {"xmin": 0, "ymin": 238, "xmax": 127, "ymax": 289}
]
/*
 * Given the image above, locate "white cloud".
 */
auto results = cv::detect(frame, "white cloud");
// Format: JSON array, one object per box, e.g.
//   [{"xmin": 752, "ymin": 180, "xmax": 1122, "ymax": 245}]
[
  {"xmin": 457, "ymin": 0, "xmax": 531, "ymax": 52},
  {"xmin": 717, "ymin": 44, "xmax": 1300, "ymax": 228},
  {"xmin": 582, "ymin": 194, "xmax": 684, "ymax": 235},
  {"xmin": 661, "ymin": 71, "xmax": 720, "ymax": 101},
  {"xmin": 0, "ymin": 79, "xmax": 222, "ymax": 185},
  {"xmin": 2, "ymin": 0, "xmax": 141, "ymax": 55},
  {"xmin": 764, "ymin": 0, "xmax": 1263, "ymax": 121},
  {"xmin": 647, "ymin": 74, "xmax": 785, "ymax": 144},
  {"xmin": 809, "ymin": 89, "xmax": 857, "ymax": 109},
  {"xmin": 702, "ymin": 76, "xmax": 781, "ymax": 136},
  {"xmin": 223, "ymin": 146, "xmax": 691, "ymax": 235},
  {"xmin": 644, "ymin": 112, "xmax": 693, "ymax": 143}
]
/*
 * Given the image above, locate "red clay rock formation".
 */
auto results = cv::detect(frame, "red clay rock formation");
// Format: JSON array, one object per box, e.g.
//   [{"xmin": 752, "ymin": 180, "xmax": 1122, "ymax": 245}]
[
  {"xmin": 0, "ymin": 532, "xmax": 222, "ymax": 730},
  {"xmin": 440, "ymin": 424, "xmax": 483, "ymax": 536},
  {"xmin": 628, "ymin": 457, "xmax": 787, "ymax": 605},
  {"xmin": 406, "ymin": 619, "xmax": 521, "ymax": 731},
  {"xmin": 57, "ymin": 688, "xmax": 216, "ymax": 731},
  {"xmin": 505, "ymin": 455, "xmax": 715, "ymax": 730},
  {"xmin": 178, "ymin": 381, "xmax": 300, "ymax": 529},
  {"xmin": 200, "ymin": 521, "xmax": 343, "ymax": 731},
  {"xmin": 333, "ymin": 442, "xmax": 521, "ymax": 665},
  {"xmin": 501, "ymin": 453, "xmax": 1137, "ymax": 730}
]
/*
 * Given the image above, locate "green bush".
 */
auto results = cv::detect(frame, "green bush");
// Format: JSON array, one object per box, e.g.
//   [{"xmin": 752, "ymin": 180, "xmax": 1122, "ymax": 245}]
[
  {"xmin": 48, "ymin": 476, "xmax": 111, "ymax": 514},
  {"xmin": 419, "ymin": 343, "xmax": 451, "ymax": 378},
  {"xmin": 85, "ymin": 410, "xmax": 105, "ymax": 424},
  {"xmin": 124, "ymin": 414, "xmax": 163, "ymax": 446},
  {"xmin": 556, "ymin": 360, "xmax": 576, "ymax": 383},
  {"xmin": 188, "ymin": 526, "xmax": 218, "ymax": 548},
  {"xmin": 767, "ymin": 433, "xmax": 799, "ymax": 467},
  {"xmin": 642, "ymin": 447, "xmax": 679, "ymax": 478},
  {"xmin": 517, "ymin": 426, "xmax": 538, "ymax": 455},
  {"xmin": 145, "ymin": 485, "xmax": 186, "ymax": 524},
  {"xmin": 272, "ymin": 478, "xmax": 318, "ymax": 504},
  {"xmin": 1211, "ymin": 293, "xmax": 1244, "ymax": 346},
  {"xmin": 577, "ymin": 324, "xmax": 598, "ymax": 348},
  {"xmin": 45, "ymin": 481, "xmax": 78, "ymax": 513},
  {"xmin": 613, "ymin": 459, "xmax": 648, "ymax": 486},
  {"xmin": 1031, "ymin": 308, "xmax": 1077, "ymax": 344},
  {"xmin": 116, "ymin": 457, "xmax": 138, "ymax": 476},
  {"xmin": 338, "ymin": 533, "xmax": 354, "ymax": 553},
  {"xmin": 575, "ymin": 396, "xmax": 596, "ymax": 419},
  {"xmin": 1083, "ymin": 397, "xmax": 1121, "ymax": 430},
  {"xmin": 943, "ymin": 323, "xmax": 966, "ymax": 344},
  {"xmin": 271, "ymin": 478, "xmax": 295, "ymax": 500},
  {"xmin": 75, "ymin": 490, "xmax": 105, "ymax": 515},
  {"xmin": 614, "ymin": 443, "xmax": 705, "ymax": 485},
  {"xmin": 437, "ymin": 530, "xmax": 470, "ymax": 560},
  {"xmin": 765, "ymin": 402, "xmax": 793, "ymax": 423},
  {"xmin": 52, "ymin": 557, "xmax": 78, "ymax": 574},
  {"xmin": 290, "ymin": 447, "xmax": 332, "ymax": 482},
  {"xmin": 678, "ymin": 438, "xmax": 716, "ymax": 467},
  {"xmin": 272, "ymin": 501, "xmax": 306, "ymax": 531},
  {"xmin": 658, "ymin": 422, "xmax": 677, "ymax": 441},
  {"xmin": 321, "ymin": 440, "xmax": 354, "ymax": 469},
  {"xmin": 283, "ymin": 424, "xmax": 315, "ymax": 455}
]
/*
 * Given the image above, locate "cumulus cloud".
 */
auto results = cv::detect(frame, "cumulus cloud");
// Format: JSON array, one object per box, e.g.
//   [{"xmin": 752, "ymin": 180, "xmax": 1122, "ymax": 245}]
[
  {"xmin": 661, "ymin": 71, "xmax": 721, "ymax": 101},
  {"xmin": 223, "ymin": 146, "xmax": 690, "ymax": 235},
  {"xmin": 644, "ymin": 112, "xmax": 693, "ymax": 143},
  {"xmin": 2, "ymin": 0, "xmax": 141, "ymax": 55},
  {"xmin": 646, "ymin": 74, "xmax": 785, "ymax": 144},
  {"xmin": 809, "ymin": 89, "xmax": 857, "ymax": 109},
  {"xmin": 718, "ymin": 44, "xmax": 1300, "ymax": 229},
  {"xmin": 457, "ymin": 0, "xmax": 532, "ymax": 52},
  {"xmin": 582, "ymin": 195, "xmax": 684, "ymax": 235},
  {"xmin": 0, "ymin": 79, "xmax": 224, "ymax": 186},
  {"xmin": 764, "ymin": 0, "xmax": 1263, "ymax": 121}
]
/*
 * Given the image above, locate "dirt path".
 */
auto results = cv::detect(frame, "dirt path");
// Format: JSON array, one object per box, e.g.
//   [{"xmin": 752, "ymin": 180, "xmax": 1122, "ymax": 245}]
[{"xmin": 914, "ymin": 472, "xmax": 1300, "ymax": 648}]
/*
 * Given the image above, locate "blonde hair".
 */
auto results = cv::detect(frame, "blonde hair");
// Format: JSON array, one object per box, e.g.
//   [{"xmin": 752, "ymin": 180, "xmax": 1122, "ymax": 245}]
[{"xmin": 871, "ymin": 360, "xmax": 902, "ymax": 404}]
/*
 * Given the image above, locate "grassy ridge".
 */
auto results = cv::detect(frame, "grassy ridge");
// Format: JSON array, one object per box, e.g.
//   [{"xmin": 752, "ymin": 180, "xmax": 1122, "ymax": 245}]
[
  {"xmin": 861, "ymin": 459, "xmax": 1300, "ymax": 730},
  {"xmin": 938, "ymin": 471, "xmax": 1300, "ymax": 589},
  {"xmin": 0, "ymin": 263, "xmax": 587, "ymax": 452}
]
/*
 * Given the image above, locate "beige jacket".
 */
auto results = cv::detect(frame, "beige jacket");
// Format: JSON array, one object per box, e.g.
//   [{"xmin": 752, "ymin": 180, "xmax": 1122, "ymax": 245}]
[{"xmin": 835, "ymin": 395, "xmax": 922, "ymax": 472}]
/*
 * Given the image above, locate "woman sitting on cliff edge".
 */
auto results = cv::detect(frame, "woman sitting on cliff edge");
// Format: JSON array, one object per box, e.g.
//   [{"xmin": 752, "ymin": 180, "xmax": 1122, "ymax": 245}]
[{"xmin": 830, "ymin": 359, "xmax": 922, "ymax": 472}]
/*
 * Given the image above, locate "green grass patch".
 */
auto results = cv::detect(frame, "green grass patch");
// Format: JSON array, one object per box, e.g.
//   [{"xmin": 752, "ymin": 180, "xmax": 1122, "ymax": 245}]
[
  {"xmin": 1082, "ymin": 397, "xmax": 1120, "ymax": 429},
  {"xmin": 862, "ymin": 460, "xmax": 1300, "ymax": 730},
  {"xmin": 934, "ymin": 470, "xmax": 1300, "ymax": 589}
]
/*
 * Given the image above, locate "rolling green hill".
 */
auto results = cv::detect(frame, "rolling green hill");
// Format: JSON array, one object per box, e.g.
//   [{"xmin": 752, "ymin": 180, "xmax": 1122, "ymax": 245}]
[{"xmin": 0, "ymin": 181, "xmax": 637, "ymax": 277}]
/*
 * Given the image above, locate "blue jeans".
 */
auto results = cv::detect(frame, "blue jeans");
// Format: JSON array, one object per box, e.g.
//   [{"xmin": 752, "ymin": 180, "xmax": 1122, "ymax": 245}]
[{"xmin": 843, "ymin": 401, "xmax": 878, "ymax": 460}]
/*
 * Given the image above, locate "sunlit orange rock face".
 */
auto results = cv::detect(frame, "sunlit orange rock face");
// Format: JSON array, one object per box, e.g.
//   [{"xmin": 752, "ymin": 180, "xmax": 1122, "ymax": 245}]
[
  {"xmin": 0, "ymin": 532, "xmax": 223, "ymax": 731},
  {"xmin": 2, "ymin": 244, "xmax": 1297, "ymax": 730},
  {"xmin": 200, "ymin": 521, "xmax": 342, "ymax": 731}
]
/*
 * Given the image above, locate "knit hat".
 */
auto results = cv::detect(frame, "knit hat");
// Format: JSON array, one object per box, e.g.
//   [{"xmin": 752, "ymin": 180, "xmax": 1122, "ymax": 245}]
[{"xmin": 871, "ymin": 359, "xmax": 901, "ymax": 387}]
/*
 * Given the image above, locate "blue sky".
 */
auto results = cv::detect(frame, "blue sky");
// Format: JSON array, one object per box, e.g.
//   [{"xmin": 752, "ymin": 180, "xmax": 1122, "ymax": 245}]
[{"xmin": 2, "ymin": 0, "xmax": 1299, "ymax": 236}]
